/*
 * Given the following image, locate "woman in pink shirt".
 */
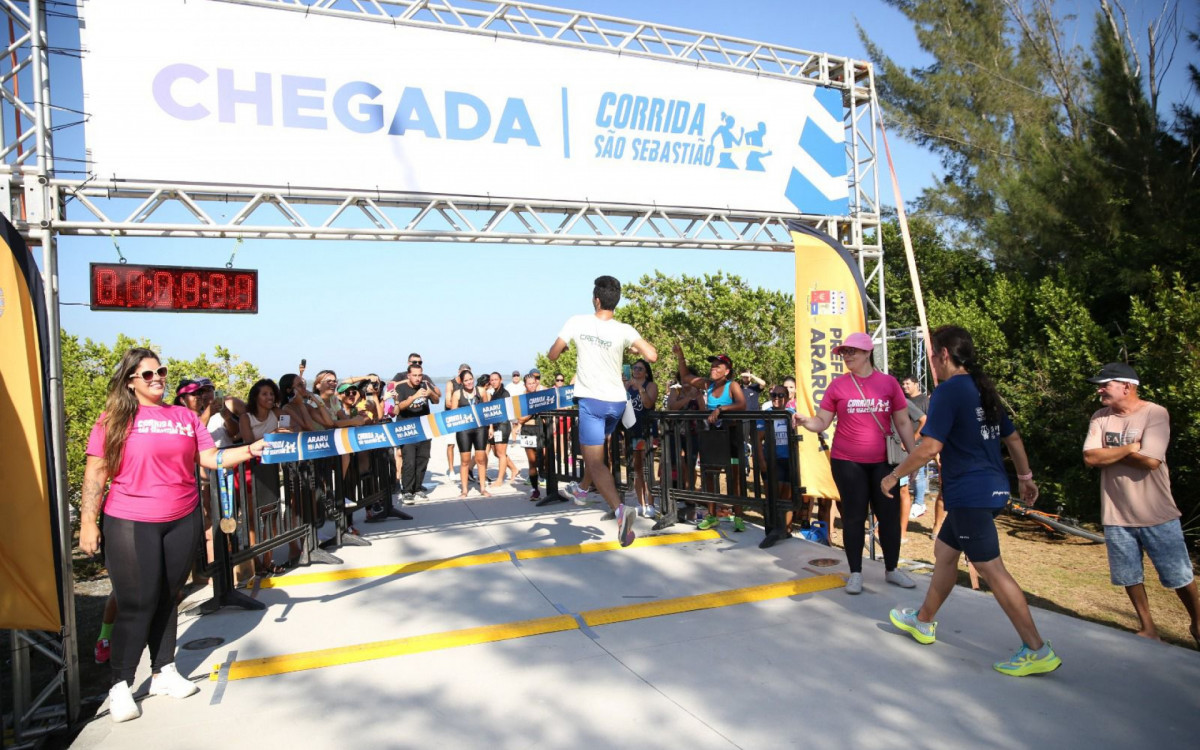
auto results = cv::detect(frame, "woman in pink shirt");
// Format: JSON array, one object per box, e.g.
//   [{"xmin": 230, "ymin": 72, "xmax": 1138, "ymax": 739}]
[
  {"xmin": 78, "ymin": 348, "xmax": 265, "ymax": 723},
  {"xmin": 795, "ymin": 332, "xmax": 917, "ymax": 594}
]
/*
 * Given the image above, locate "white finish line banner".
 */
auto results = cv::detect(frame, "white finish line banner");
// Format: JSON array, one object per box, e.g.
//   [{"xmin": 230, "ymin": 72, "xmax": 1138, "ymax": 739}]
[{"xmin": 79, "ymin": 0, "xmax": 850, "ymax": 215}]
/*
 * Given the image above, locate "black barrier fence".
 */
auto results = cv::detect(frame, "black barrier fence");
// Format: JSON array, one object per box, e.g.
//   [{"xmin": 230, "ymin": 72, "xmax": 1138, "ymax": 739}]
[
  {"xmin": 534, "ymin": 410, "xmax": 806, "ymax": 535},
  {"xmin": 185, "ymin": 446, "xmax": 401, "ymax": 614},
  {"xmin": 185, "ymin": 413, "xmax": 820, "ymax": 615}
]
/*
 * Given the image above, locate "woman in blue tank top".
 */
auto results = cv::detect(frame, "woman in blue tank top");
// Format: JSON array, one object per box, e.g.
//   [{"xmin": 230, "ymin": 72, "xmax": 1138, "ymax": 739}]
[{"xmin": 672, "ymin": 343, "xmax": 747, "ymax": 531}]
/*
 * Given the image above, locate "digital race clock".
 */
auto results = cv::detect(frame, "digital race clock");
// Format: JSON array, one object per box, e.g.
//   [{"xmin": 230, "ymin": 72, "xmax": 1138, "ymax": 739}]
[{"xmin": 89, "ymin": 263, "xmax": 258, "ymax": 313}]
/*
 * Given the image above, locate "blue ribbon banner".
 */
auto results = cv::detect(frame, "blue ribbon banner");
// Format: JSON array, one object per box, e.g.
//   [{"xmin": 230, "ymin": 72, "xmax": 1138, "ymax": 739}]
[{"xmin": 261, "ymin": 385, "xmax": 575, "ymax": 464}]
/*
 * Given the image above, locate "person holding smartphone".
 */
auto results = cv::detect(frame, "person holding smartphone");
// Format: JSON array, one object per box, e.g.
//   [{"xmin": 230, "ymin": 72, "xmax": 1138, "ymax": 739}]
[{"xmin": 395, "ymin": 363, "xmax": 440, "ymax": 502}]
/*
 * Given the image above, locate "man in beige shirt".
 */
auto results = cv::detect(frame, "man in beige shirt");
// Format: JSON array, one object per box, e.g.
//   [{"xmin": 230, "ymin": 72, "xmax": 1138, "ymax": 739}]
[{"xmin": 1082, "ymin": 362, "xmax": 1199, "ymax": 647}]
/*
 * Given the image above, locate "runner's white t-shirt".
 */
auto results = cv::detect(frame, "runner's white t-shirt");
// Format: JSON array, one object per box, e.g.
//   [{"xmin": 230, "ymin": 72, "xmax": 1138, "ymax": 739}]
[{"xmin": 557, "ymin": 313, "xmax": 640, "ymax": 402}]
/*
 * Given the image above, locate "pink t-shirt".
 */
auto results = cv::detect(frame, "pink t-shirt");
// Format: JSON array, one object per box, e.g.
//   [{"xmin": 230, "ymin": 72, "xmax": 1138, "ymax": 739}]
[
  {"xmin": 819, "ymin": 371, "xmax": 908, "ymax": 463},
  {"xmin": 86, "ymin": 404, "xmax": 214, "ymax": 523}
]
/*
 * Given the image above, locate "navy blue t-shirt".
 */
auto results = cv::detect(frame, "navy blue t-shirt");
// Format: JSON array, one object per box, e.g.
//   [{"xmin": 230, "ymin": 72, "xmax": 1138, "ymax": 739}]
[{"xmin": 922, "ymin": 374, "xmax": 1014, "ymax": 508}]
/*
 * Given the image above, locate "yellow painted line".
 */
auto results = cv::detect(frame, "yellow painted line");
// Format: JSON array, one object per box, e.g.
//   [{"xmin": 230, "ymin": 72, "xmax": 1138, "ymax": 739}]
[
  {"xmin": 260, "ymin": 529, "xmax": 721, "ymax": 588},
  {"xmin": 211, "ymin": 614, "xmax": 579, "ymax": 681},
  {"xmin": 258, "ymin": 551, "xmax": 511, "ymax": 588},
  {"xmin": 213, "ymin": 573, "xmax": 843, "ymax": 682},
  {"xmin": 581, "ymin": 574, "xmax": 844, "ymax": 626}
]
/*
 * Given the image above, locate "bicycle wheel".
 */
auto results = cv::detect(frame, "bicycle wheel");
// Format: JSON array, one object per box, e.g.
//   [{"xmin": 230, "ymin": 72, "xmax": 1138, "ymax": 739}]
[
  {"xmin": 1010, "ymin": 503, "xmax": 1104, "ymax": 543},
  {"xmin": 1033, "ymin": 514, "xmax": 1105, "ymax": 543}
]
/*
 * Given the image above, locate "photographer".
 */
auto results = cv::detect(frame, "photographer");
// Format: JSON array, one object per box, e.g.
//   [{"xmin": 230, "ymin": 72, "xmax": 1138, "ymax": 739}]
[{"xmin": 395, "ymin": 363, "xmax": 440, "ymax": 502}]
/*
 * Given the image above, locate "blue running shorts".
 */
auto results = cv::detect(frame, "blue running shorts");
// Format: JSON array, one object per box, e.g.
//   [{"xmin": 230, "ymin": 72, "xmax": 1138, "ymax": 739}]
[
  {"xmin": 576, "ymin": 397, "xmax": 626, "ymax": 447},
  {"xmin": 936, "ymin": 507, "xmax": 1003, "ymax": 563}
]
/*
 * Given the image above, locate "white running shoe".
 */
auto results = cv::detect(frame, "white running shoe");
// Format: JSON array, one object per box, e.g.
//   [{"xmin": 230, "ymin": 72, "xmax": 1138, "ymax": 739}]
[
  {"xmin": 561, "ymin": 481, "xmax": 592, "ymax": 506},
  {"xmin": 616, "ymin": 504, "xmax": 636, "ymax": 547},
  {"xmin": 910, "ymin": 503, "xmax": 927, "ymax": 519},
  {"xmin": 886, "ymin": 569, "xmax": 917, "ymax": 589},
  {"xmin": 149, "ymin": 663, "xmax": 200, "ymax": 699},
  {"xmin": 845, "ymin": 572, "xmax": 863, "ymax": 595},
  {"xmin": 108, "ymin": 681, "xmax": 140, "ymax": 723}
]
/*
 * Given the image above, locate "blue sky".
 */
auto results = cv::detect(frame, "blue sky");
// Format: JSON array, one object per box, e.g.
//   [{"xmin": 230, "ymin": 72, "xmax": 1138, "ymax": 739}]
[{"xmin": 44, "ymin": 0, "xmax": 1195, "ymax": 384}]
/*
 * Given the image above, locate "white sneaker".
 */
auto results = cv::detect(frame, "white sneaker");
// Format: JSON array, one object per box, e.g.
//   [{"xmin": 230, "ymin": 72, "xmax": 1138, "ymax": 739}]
[
  {"xmin": 108, "ymin": 681, "xmax": 140, "ymax": 723},
  {"xmin": 149, "ymin": 663, "xmax": 200, "ymax": 699},
  {"xmin": 845, "ymin": 572, "xmax": 863, "ymax": 595},
  {"xmin": 910, "ymin": 503, "xmax": 927, "ymax": 519},
  {"xmin": 562, "ymin": 482, "xmax": 592, "ymax": 506},
  {"xmin": 886, "ymin": 569, "xmax": 917, "ymax": 589}
]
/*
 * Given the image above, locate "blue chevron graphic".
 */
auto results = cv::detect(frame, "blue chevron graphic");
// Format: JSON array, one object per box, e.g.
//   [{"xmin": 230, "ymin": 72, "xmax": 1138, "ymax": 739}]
[{"xmin": 783, "ymin": 87, "xmax": 849, "ymax": 215}]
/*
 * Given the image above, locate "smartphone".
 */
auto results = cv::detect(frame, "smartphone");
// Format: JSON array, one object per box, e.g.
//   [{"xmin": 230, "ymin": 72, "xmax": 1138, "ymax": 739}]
[
  {"xmin": 622, "ymin": 364, "xmax": 632, "ymax": 380},
  {"xmin": 300, "ymin": 358, "xmax": 306, "ymax": 368}
]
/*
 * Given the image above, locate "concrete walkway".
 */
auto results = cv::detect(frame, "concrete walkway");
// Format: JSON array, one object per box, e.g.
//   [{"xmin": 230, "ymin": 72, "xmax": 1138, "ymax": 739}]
[{"xmin": 72, "ymin": 437, "xmax": 1200, "ymax": 749}]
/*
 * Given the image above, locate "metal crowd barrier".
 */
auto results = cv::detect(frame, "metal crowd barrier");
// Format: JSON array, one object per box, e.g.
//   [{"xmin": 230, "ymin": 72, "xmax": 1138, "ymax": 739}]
[
  {"xmin": 653, "ymin": 411, "xmax": 802, "ymax": 534},
  {"xmin": 187, "ymin": 445, "xmax": 398, "ymax": 614},
  {"xmin": 534, "ymin": 409, "xmax": 805, "ymax": 537}
]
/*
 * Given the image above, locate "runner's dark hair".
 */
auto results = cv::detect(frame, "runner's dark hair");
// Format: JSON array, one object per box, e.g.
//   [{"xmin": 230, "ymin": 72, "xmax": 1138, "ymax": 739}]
[
  {"xmin": 930, "ymin": 325, "xmax": 1001, "ymax": 426},
  {"xmin": 593, "ymin": 275, "xmax": 621, "ymax": 310}
]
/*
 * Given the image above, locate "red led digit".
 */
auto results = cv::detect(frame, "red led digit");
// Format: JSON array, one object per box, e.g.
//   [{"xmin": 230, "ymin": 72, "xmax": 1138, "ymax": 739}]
[
  {"xmin": 153, "ymin": 271, "xmax": 174, "ymax": 308},
  {"xmin": 208, "ymin": 273, "xmax": 227, "ymax": 308},
  {"xmin": 126, "ymin": 269, "xmax": 146, "ymax": 308},
  {"xmin": 233, "ymin": 273, "xmax": 254, "ymax": 310},
  {"xmin": 180, "ymin": 272, "xmax": 201, "ymax": 309},
  {"xmin": 94, "ymin": 268, "xmax": 119, "ymax": 306}
]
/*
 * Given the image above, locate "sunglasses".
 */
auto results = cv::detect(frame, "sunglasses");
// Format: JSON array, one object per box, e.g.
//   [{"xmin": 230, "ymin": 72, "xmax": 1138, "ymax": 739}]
[
  {"xmin": 555, "ymin": 377, "xmax": 565, "ymax": 382},
  {"xmin": 410, "ymin": 360, "xmax": 422, "ymax": 366},
  {"xmin": 770, "ymin": 393, "xmax": 787, "ymax": 399},
  {"xmin": 130, "ymin": 366, "xmax": 168, "ymax": 382}
]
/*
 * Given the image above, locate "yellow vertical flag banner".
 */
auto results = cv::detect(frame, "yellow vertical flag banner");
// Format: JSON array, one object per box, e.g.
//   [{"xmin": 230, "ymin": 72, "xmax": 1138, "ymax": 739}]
[
  {"xmin": 0, "ymin": 217, "xmax": 62, "ymax": 631},
  {"xmin": 788, "ymin": 222, "xmax": 869, "ymax": 502}
]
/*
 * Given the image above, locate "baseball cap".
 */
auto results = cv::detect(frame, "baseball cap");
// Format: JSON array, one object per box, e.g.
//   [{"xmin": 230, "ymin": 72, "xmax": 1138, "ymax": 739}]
[
  {"xmin": 527, "ymin": 367, "xmax": 541, "ymax": 378},
  {"xmin": 706, "ymin": 354, "xmax": 733, "ymax": 369},
  {"xmin": 511, "ymin": 370, "xmax": 521, "ymax": 377},
  {"xmin": 458, "ymin": 363, "xmax": 471, "ymax": 373},
  {"xmin": 831, "ymin": 332, "xmax": 874, "ymax": 355},
  {"xmin": 175, "ymin": 379, "xmax": 199, "ymax": 396},
  {"xmin": 336, "ymin": 383, "xmax": 359, "ymax": 394},
  {"xmin": 1087, "ymin": 362, "xmax": 1140, "ymax": 385},
  {"xmin": 192, "ymin": 377, "xmax": 214, "ymax": 390}
]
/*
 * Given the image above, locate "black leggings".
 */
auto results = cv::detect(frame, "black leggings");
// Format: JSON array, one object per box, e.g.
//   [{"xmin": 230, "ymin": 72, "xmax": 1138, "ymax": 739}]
[
  {"xmin": 104, "ymin": 505, "xmax": 202, "ymax": 687},
  {"xmin": 830, "ymin": 458, "xmax": 901, "ymax": 573}
]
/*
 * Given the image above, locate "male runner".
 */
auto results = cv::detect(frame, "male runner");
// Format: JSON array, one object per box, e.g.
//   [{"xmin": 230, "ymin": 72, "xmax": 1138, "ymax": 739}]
[{"xmin": 549, "ymin": 275, "xmax": 657, "ymax": 546}]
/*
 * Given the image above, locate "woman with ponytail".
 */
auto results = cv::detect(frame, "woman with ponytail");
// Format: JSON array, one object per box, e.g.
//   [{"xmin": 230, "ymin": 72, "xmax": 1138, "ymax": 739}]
[
  {"xmin": 882, "ymin": 326, "xmax": 1062, "ymax": 677},
  {"xmin": 79, "ymin": 348, "xmax": 266, "ymax": 722}
]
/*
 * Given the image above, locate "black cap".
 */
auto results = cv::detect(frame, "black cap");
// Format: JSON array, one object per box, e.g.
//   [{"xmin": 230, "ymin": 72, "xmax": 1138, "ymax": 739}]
[{"xmin": 1087, "ymin": 362, "xmax": 1140, "ymax": 385}]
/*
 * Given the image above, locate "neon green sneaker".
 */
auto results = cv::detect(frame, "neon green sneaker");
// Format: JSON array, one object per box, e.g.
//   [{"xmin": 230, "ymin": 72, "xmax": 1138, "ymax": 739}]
[
  {"xmin": 889, "ymin": 608, "xmax": 936, "ymax": 645},
  {"xmin": 993, "ymin": 642, "xmax": 1062, "ymax": 677},
  {"xmin": 697, "ymin": 514, "xmax": 719, "ymax": 530},
  {"xmin": 732, "ymin": 516, "xmax": 746, "ymax": 532}
]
